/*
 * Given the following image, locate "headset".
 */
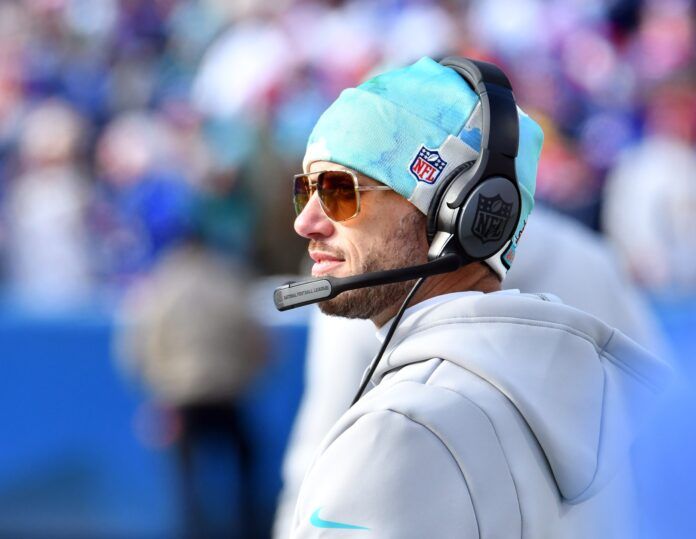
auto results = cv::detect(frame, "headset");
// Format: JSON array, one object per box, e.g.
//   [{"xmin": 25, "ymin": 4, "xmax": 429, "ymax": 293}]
[
  {"xmin": 426, "ymin": 56, "xmax": 520, "ymax": 267},
  {"xmin": 273, "ymin": 56, "xmax": 521, "ymax": 403}
]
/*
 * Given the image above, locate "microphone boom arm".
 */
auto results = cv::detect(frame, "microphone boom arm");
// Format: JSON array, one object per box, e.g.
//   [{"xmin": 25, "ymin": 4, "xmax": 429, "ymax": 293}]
[{"xmin": 273, "ymin": 253, "xmax": 462, "ymax": 311}]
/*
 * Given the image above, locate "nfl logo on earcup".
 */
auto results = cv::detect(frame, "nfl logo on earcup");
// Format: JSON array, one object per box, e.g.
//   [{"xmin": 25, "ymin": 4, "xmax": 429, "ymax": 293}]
[
  {"xmin": 472, "ymin": 194, "xmax": 513, "ymax": 243},
  {"xmin": 457, "ymin": 176, "xmax": 520, "ymax": 260}
]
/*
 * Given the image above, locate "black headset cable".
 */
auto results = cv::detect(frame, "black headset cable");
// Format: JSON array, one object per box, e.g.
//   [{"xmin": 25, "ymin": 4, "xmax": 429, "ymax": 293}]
[{"xmin": 350, "ymin": 276, "xmax": 427, "ymax": 406}]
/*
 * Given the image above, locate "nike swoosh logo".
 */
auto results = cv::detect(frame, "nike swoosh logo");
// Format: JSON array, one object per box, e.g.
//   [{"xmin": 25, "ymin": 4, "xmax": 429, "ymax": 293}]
[{"xmin": 310, "ymin": 508, "xmax": 370, "ymax": 530}]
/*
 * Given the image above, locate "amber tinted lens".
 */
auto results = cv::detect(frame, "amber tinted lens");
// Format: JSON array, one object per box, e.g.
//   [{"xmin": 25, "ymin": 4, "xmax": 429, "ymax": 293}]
[
  {"xmin": 293, "ymin": 175, "xmax": 312, "ymax": 216},
  {"xmin": 318, "ymin": 170, "xmax": 358, "ymax": 221}
]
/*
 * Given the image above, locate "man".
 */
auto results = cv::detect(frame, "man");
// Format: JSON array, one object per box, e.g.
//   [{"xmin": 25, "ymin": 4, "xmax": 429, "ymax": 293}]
[
  {"xmin": 273, "ymin": 204, "xmax": 672, "ymax": 539},
  {"xmin": 285, "ymin": 57, "xmax": 670, "ymax": 537}
]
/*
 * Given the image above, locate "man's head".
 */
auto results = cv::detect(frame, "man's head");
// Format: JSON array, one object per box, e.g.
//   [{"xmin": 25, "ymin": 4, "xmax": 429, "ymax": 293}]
[{"xmin": 295, "ymin": 57, "xmax": 544, "ymax": 322}]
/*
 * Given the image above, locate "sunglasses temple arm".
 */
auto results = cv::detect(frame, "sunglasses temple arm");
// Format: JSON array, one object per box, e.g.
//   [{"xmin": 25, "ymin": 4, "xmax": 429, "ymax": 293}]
[{"xmin": 273, "ymin": 254, "xmax": 462, "ymax": 311}]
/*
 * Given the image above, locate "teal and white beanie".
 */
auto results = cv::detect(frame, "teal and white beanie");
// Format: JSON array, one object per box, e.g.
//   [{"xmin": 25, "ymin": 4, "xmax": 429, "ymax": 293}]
[{"xmin": 303, "ymin": 57, "xmax": 544, "ymax": 279}]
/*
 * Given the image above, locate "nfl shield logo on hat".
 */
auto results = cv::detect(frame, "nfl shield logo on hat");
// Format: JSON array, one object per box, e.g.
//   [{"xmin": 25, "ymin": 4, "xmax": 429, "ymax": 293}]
[{"xmin": 410, "ymin": 146, "xmax": 447, "ymax": 184}]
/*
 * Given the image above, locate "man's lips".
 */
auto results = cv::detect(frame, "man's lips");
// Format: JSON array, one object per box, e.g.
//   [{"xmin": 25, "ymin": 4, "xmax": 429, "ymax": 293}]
[{"xmin": 310, "ymin": 251, "xmax": 345, "ymax": 276}]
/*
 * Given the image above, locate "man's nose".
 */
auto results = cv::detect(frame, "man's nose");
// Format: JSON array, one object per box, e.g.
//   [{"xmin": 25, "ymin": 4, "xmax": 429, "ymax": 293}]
[{"xmin": 294, "ymin": 192, "xmax": 335, "ymax": 239}]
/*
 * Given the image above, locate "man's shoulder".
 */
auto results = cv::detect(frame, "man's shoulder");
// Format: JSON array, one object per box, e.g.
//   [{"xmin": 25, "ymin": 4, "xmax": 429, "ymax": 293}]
[
  {"xmin": 298, "ymin": 359, "xmax": 525, "ymax": 537},
  {"xmin": 379, "ymin": 357, "xmax": 523, "ymax": 427},
  {"xmin": 324, "ymin": 357, "xmax": 521, "ymax": 458}
]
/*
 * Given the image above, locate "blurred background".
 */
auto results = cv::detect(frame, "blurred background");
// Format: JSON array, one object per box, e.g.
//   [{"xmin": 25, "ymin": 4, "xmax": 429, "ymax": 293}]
[{"xmin": 0, "ymin": 0, "xmax": 693, "ymax": 537}]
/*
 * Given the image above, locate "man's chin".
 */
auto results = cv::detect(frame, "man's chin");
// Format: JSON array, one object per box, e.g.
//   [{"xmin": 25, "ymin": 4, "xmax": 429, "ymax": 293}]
[
  {"xmin": 316, "ymin": 278, "xmax": 413, "ymax": 322},
  {"xmin": 317, "ymin": 292, "xmax": 366, "ymax": 319}
]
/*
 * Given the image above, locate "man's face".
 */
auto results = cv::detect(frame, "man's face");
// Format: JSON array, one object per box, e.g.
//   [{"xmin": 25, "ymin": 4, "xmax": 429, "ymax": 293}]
[{"xmin": 294, "ymin": 161, "xmax": 429, "ymax": 321}]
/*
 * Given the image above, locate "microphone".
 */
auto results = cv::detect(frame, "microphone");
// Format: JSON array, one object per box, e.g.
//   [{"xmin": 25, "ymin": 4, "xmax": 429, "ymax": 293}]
[{"xmin": 273, "ymin": 253, "xmax": 462, "ymax": 311}]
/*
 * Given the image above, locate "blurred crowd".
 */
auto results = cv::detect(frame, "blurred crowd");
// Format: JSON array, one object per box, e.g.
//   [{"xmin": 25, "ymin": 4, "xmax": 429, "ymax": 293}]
[
  {"xmin": 0, "ymin": 0, "xmax": 694, "ymax": 313},
  {"xmin": 0, "ymin": 1, "xmax": 692, "ymax": 537}
]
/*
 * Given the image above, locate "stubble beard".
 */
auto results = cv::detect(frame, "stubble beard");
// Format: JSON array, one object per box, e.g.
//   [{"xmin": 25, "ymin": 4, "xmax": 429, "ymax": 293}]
[{"xmin": 318, "ymin": 211, "xmax": 428, "ymax": 321}]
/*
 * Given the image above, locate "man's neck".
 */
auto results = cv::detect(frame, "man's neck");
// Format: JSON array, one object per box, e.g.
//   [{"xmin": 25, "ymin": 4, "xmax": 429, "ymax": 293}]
[{"xmin": 371, "ymin": 263, "xmax": 501, "ymax": 328}]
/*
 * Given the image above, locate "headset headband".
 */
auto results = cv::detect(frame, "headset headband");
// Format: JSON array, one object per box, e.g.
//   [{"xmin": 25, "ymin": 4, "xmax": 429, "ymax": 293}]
[
  {"xmin": 427, "ymin": 57, "xmax": 521, "ymax": 265},
  {"xmin": 439, "ymin": 56, "xmax": 519, "ymax": 195}
]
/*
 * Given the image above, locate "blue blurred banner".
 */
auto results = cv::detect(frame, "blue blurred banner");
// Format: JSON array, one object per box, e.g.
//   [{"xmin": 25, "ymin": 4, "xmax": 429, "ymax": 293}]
[{"xmin": 0, "ymin": 308, "xmax": 307, "ymax": 538}]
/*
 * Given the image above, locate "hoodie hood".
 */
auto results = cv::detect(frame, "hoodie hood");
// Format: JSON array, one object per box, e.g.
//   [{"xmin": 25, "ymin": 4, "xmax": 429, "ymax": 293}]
[{"xmin": 374, "ymin": 292, "xmax": 672, "ymax": 503}]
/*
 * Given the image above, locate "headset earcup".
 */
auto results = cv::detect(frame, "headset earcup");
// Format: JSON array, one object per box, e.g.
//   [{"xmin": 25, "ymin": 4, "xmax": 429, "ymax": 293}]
[{"xmin": 456, "ymin": 176, "xmax": 521, "ymax": 260}]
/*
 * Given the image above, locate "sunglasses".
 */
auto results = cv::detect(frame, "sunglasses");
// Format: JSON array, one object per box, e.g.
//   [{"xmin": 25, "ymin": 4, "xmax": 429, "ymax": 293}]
[{"xmin": 293, "ymin": 169, "xmax": 392, "ymax": 222}]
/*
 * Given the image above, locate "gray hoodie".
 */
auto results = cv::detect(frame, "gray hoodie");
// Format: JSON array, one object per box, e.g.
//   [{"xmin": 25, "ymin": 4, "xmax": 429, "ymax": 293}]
[{"xmin": 289, "ymin": 291, "xmax": 672, "ymax": 538}]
